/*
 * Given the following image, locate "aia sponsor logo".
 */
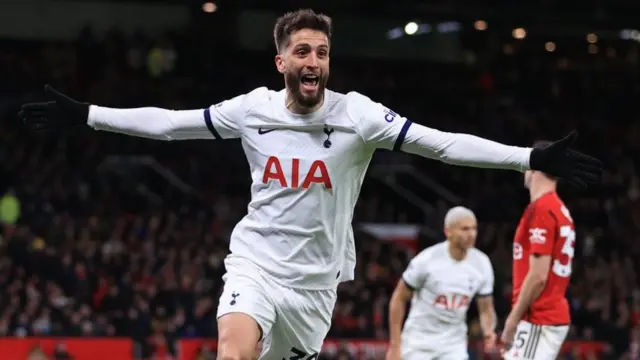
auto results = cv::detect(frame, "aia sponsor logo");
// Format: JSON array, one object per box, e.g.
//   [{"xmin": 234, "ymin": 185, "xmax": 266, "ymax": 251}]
[{"xmin": 433, "ymin": 294, "xmax": 470, "ymax": 310}]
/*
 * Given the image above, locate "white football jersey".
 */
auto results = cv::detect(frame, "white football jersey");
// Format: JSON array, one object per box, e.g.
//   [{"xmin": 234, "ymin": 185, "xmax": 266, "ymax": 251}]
[
  {"xmin": 401, "ymin": 241, "xmax": 494, "ymax": 348},
  {"xmin": 89, "ymin": 86, "xmax": 530, "ymax": 291},
  {"xmin": 204, "ymin": 88, "xmax": 411, "ymax": 289}
]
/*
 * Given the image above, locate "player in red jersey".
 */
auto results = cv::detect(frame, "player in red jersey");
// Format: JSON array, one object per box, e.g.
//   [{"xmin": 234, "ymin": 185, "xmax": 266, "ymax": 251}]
[{"xmin": 502, "ymin": 141, "xmax": 576, "ymax": 360}]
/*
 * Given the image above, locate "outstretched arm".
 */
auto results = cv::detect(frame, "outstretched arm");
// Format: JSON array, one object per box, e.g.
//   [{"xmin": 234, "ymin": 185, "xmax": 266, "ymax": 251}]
[
  {"xmin": 89, "ymin": 97, "xmax": 243, "ymax": 141},
  {"xmin": 348, "ymin": 92, "xmax": 602, "ymax": 189},
  {"xmin": 347, "ymin": 92, "xmax": 530, "ymax": 172},
  {"xmin": 88, "ymin": 104, "xmax": 239, "ymax": 141},
  {"xmin": 20, "ymin": 85, "xmax": 245, "ymax": 141},
  {"xmin": 401, "ymin": 124, "xmax": 530, "ymax": 171}
]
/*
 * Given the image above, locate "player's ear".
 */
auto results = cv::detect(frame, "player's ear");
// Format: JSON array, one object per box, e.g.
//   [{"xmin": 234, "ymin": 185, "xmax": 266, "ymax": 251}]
[{"xmin": 275, "ymin": 54, "xmax": 286, "ymax": 74}]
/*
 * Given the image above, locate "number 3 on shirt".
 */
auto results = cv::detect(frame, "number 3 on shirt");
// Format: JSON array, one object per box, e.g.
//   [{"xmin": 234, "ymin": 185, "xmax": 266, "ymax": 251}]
[{"xmin": 552, "ymin": 225, "xmax": 575, "ymax": 277}]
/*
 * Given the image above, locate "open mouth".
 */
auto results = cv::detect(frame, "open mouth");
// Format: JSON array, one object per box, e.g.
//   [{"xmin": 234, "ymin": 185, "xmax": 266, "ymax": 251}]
[{"xmin": 300, "ymin": 74, "xmax": 319, "ymax": 92}]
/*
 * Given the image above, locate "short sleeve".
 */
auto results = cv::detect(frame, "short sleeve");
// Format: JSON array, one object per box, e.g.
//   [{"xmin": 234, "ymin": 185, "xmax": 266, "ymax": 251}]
[
  {"xmin": 346, "ymin": 92, "xmax": 413, "ymax": 151},
  {"xmin": 528, "ymin": 208, "xmax": 557, "ymax": 256},
  {"xmin": 203, "ymin": 94, "xmax": 247, "ymax": 139},
  {"xmin": 478, "ymin": 256, "xmax": 495, "ymax": 296},
  {"xmin": 402, "ymin": 255, "xmax": 428, "ymax": 290}
]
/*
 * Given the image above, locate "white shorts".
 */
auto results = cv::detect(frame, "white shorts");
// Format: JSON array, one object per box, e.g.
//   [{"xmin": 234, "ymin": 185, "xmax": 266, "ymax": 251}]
[
  {"xmin": 216, "ymin": 257, "xmax": 337, "ymax": 360},
  {"xmin": 503, "ymin": 320, "xmax": 569, "ymax": 360},
  {"xmin": 402, "ymin": 343, "xmax": 467, "ymax": 360},
  {"xmin": 401, "ymin": 326, "xmax": 468, "ymax": 360}
]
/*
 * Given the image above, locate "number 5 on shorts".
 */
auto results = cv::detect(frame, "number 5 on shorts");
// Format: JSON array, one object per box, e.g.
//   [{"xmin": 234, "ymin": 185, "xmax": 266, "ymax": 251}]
[{"xmin": 515, "ymin": 330, "xmax": 528, "ymax": 349}]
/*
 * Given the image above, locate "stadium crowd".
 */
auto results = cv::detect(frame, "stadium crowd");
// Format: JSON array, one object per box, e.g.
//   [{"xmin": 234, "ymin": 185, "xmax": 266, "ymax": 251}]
[{"xmin": 0, "ymin": 22, "xmax": 639, "ymax": 360}]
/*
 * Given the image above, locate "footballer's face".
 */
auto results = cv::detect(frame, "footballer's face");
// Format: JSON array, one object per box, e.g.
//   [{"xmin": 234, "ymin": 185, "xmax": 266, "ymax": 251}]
[
  {"xmin": 445, "ymin": 216, "xmax": 478, "ymax": 249},
  {"xmin": 275, "ymin": 28, "xmax": 330, "ymax": 111}
]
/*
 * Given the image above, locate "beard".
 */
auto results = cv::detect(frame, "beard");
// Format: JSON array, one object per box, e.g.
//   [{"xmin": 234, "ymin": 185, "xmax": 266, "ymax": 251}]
[{"xmin": 285, "ymin": 69, "xmax": 329, "ymax": 109}]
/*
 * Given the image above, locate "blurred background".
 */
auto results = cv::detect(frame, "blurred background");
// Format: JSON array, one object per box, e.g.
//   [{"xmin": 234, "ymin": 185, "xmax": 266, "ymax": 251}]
[{"xmin": 0, "ymin": 0, "xmax": 639, "ymax": 359}]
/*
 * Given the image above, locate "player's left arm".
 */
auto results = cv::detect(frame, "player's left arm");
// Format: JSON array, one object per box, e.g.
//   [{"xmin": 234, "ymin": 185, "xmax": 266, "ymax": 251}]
[
  {"xmin": 509, "ymin": 209, "xmax": 556, "ymax": 321},
  {"xmin": 347, "ymin": 93, "xmax": 531, "ymax": 172},
  {"xmin": 476, "ymin": 257, "xmax": 497, "ymax": 339}
]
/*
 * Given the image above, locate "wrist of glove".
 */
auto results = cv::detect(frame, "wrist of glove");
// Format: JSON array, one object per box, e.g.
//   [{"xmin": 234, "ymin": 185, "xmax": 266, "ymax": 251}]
[
  {"xmin": 19, "ymin": 84, "xmax": 90, "ymax": 132},
  {"xmin": 528, "ymin": 132, "xmax": 603, "ymax": 190},
  {"xmin": 529, "ymin": 147, "xmax": 552, "ymax": 173},
  {"xmin": 55, "ymin": 91, "xmax": 90, "ymax": 128}
]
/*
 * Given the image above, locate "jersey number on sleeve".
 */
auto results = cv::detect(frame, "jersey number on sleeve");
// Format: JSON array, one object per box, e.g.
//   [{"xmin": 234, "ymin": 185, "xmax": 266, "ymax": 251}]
[{"xmin": 552, "ymin": 225, "xmax": 575, "ymax": 277}]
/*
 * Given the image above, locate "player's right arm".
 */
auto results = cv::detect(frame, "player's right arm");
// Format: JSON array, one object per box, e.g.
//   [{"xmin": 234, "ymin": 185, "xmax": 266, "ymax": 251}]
[
  {"xmin": 508, "ymin": 207, "xmax": 558, "ymax": 322},
  {"xmin": 387, "ymin": 255, "xmax": 428, "ymax": 358},
  {"xmin": 87, "ymin": 94, "xmax": 245, "ymax": 140},
  {"xmin": 20, "ymin": 85, "xmax": 253, "ymax": 140},
  {"xmin": 388, "ymin": 279, "xmax": 413, "ymax": 350}
]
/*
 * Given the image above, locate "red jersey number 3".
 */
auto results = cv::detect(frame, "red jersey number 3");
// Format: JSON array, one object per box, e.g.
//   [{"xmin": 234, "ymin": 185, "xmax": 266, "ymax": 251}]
[{"xmin": 554, "ymin": 222, "xmax": 575, "ymax": 277}]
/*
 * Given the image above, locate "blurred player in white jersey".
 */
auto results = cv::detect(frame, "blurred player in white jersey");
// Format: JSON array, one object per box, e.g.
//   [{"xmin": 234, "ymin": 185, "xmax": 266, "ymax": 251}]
[
  {"xmin": 386, "ymin": 207, "xmax": 497, "ymax": 360},
  {"xmin": 20, "ymin": 8, "xmax": 602, "ymax": 360}
]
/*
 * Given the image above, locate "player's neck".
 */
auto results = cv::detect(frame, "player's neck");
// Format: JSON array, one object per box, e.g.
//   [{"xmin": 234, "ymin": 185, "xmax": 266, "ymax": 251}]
[
  {"xmin": 285, "ymin": 90, "xmax": 324, "ymax": 114},
  {"xmin": 448, "ymin": 243, "xmax": 467, "ymax": 261},
  {"xmin": 529, "ymin": 184, "xmax": 556, "ymax": 202}
]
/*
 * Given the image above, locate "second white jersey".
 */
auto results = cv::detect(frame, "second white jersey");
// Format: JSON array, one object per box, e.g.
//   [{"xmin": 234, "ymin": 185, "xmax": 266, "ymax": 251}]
[{"xmin": 401, "ymin": 241, "xmax": 495, "ymax": 348}]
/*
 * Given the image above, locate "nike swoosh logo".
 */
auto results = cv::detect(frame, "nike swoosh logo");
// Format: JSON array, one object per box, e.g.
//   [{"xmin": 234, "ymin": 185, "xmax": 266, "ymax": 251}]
[{"xmin": 258, "ymin": 128, "xmax": 277, "ymax": 135}]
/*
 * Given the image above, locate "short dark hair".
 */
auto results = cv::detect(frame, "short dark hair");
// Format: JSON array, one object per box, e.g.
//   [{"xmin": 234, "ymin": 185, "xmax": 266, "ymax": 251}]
[{"xmin": 273, "ymin": 9, "xmax": 332, "ymax": 53}]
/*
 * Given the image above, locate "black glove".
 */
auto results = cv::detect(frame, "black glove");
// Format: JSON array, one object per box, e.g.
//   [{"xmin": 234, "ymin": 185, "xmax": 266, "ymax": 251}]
[
  {"xmin": 18, "ymin": 85, "xmax": 90, "ymax": 132},
  {"xmin": 529, "ymin": 131, "xmax": 603, "ymax": 190}
]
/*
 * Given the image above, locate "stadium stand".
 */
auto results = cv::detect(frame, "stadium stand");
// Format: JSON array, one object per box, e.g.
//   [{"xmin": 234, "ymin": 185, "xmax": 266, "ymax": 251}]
[{"xmin": 1, "ymin": 2, "xmax": 639, "ymax": 360}]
